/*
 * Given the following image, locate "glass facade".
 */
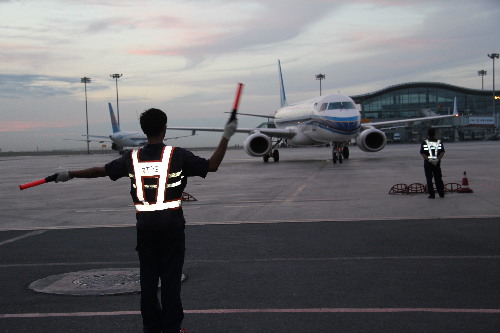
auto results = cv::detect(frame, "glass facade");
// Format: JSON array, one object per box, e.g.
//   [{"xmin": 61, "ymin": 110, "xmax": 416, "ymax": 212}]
[
  {"xmin": 351, "ymin": 82, "xmax": 493, "ymax": 120},
  {"xmin": 350, "ymin": 82, "xmax": 498, "ymax": 142}
]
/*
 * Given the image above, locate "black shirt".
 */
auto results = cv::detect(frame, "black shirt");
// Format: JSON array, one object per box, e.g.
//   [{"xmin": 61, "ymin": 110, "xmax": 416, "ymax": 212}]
[{"xmin": 105, "ymin": 143, "xmax": 209, "ymax": 231}]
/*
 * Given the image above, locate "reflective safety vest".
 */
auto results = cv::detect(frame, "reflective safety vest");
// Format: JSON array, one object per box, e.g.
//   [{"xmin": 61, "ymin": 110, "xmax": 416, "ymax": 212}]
[
  {"xmin": 423, "ymin": 139, "xmax": 442, "ymax": 161},
  {"xmin": 130, "ymin": 146, "xmax": 184, "ymax": 212}
]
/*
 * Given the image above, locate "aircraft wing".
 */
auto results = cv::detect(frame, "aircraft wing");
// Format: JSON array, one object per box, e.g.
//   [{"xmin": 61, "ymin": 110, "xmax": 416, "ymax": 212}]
[
  {"xmin": 363, "ymin": 113, "xmax": 458, "ymax": 129},
  {"xmin": 364, "ymin": 97, "xmax": 459, "ymax": 129},
  {"xmin": 64, "ymin": 135, "xmax": 110, "ymax": 143},
  {"xmin": 167, "ymin": 126, "xmax": 296, "ymax": 139},
  {"xmin": 224, "ymin": 112, "xmax": 275, "ymax": 119}
]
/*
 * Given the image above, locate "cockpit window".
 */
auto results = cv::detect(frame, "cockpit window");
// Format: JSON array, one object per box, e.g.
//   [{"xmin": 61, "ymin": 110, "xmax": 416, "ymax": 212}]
[
  {"xmin": 328, "ymin": 102, "xmax": 342, "ymax": 110},
  {"xmin": 341, "ymin": 102, "xmax": 356, "ymax": 109},
  {"xmin": 320, "ymin": 103, "xmax": 328, "ymax": 111},
  {"xmin": 326, "ymin": 101, "xmax": 356, "ymax": 110}
]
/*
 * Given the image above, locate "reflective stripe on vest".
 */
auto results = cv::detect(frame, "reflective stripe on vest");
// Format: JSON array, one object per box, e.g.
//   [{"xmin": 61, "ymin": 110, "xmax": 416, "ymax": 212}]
[
  {"xmin": 131, "ymin": 146, "xmax": 182, "ymax": 212},
  {"xmin": 424, "ymin": 139, "xmax": 441, "ymax": 160}
]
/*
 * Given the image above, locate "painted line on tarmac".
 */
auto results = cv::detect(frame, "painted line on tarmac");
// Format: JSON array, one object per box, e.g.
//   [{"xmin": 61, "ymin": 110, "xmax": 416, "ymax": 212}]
[
  {"xmin": 1, "ymin": 307, "xmax": 499, "ymax": 319},
  {"xmin": 1, "ymin": 255, "xmax": 498, "ymax": 269},
  {"xmin": 1, "ymin": 214, "xmax": 500, "ymax": 231},
  {"xmin": 0, "ymin": 230, "xmax": 47, "ymax": 246},
  {"xmin": 282, "ymin": 161, "xmax": 328, "ymax": 205}
]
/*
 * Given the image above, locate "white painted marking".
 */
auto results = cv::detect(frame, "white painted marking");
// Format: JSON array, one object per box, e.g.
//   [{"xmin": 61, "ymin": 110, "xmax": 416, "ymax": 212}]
[
  {"xmin": 0, "ymin": 230, "xmax": 46, "ymax": 246},
  {"xmin": 1, "ymin": 215, "xmax": 500, "ymax": 231},
  {"xmin": 1, "ymin": 307, "xmax": 499, "ymax": 319}
]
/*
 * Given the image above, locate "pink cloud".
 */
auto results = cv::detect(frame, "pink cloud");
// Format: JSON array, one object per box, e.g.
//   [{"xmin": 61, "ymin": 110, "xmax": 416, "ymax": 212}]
[{"xmin": 0, "ymin": 121, "xmax": 67, "ymax": 132}]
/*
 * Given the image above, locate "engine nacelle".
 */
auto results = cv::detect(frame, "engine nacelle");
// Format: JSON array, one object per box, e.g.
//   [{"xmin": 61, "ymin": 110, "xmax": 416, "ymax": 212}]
[
  {"xmin": 356, "ymin": 127, "xmax": 387, "ymax": 152},
  {"xmin": 243, "ymin": 132, "xmax": 272, "ymax": 157}
]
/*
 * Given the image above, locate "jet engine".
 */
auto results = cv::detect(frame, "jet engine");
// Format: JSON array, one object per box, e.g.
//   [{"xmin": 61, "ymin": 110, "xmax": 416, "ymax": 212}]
[
  {"xmin": 243, "ymin": 132, "xmax": 272, "ymax": 157},
  {"xmin": 356, "ymin": 127, "xmax": 387, "ymax": 152}
]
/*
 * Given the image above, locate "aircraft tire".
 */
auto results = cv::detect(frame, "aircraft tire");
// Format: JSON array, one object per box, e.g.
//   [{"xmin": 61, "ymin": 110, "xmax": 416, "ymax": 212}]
[
  {"xmin": 343, "ymin": 147, "xmax": 349, "ymax": 159},
  {"xmin": 273, "ymin": 149, "xmax": 280, "ymax": 162},
  {"xmin": 263, "ymin": 154, "xmax": 269, "ymax": 163}
]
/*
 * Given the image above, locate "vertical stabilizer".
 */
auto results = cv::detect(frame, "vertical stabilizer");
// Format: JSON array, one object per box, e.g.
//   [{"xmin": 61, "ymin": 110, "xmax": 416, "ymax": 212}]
[
  {"xmin": 108, "ymin": 103, "xmax": 121, "ymax": 133},
  {"xmin": 278, "ymin": 59, "xmax": 288, "ymax": 107}
]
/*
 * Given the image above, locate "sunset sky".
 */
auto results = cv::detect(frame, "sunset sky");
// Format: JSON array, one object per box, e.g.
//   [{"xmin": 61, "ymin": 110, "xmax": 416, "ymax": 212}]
[{"xmin": 1, "ymin": 0, "xmax": 498, "ymax": 151}]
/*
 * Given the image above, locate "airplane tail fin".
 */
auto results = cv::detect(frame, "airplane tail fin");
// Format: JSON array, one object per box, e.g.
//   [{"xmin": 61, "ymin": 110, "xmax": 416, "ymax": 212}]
[
  {"xmin": 108, "ymin": 103, "xmax": 121, "ymax": 133},
  {"xmin": 278, "ymin": 59, "xmax": 288, "ymax": 107}
]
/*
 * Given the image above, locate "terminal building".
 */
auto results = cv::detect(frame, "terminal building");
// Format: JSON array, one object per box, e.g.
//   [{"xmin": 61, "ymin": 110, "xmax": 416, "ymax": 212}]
[{"xmin": 350, "ymin": 82, "xmax": 498, "ymax": 142}]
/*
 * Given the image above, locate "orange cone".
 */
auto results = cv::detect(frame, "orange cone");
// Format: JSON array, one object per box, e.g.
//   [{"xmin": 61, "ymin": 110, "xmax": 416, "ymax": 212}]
[{"xmin": 457, "ymin": 171, "xmax": 473, "ymax": 193}]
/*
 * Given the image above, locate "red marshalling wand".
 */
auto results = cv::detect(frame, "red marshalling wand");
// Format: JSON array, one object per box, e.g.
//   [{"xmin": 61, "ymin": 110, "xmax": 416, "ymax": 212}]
[
  {"xmin": 19, "ymin": 173, "xmax": 58, "ymax": 190},
  {"xmin": 228, "ymin": 83, "xmax": 244, "ymax": 123}
]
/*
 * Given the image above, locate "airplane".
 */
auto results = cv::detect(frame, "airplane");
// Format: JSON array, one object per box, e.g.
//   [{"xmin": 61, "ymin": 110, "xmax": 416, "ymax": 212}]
[
  {"xmin": 167, "ymin": 60, "xmax": 459, "ymax": 164},
  {"xmin": 82, "ymin": 103, "xmax": 194, "ymax": 153}
]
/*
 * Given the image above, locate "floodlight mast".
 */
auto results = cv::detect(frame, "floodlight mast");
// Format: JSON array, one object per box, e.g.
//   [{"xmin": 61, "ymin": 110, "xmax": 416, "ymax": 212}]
[
  {"xmin": 110, "ymin": 74, "xmax": 123, "ymax": 127},
  {"xmin": 315, "ymin": 74, "xmax": 325, "ymax": 96},
  {"xmin": 477, "ymin": 70, "xmax": 487, "ymax": 90},
  {"xmin": 80, "ymin": 77, "xmax": 91, "ymax": 154},
  {"xmin": 488, "ymin": 53, "xmax": 499, "ymax": 131}
]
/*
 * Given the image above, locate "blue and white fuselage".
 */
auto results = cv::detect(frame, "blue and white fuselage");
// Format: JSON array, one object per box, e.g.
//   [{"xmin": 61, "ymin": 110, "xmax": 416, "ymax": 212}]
[{"xmin": 274, "ymin": 94, "xmax": 361, "ymax": 146}]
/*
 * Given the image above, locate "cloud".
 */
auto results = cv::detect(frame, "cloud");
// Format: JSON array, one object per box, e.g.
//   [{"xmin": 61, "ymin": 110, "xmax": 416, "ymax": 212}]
[
  {"xmin": 0, "ymin": 74, "xmax": 111, "ymax": 99},
  {"xmin": 124, "ymin": 1, "xmax": 343, "ymax": 66},
  {"xmin": 0, "ymin": 120, "xmax": 67, "ymax": 132},
  {"xmin": 0, "ymin": 74, "xmax": 77, "ymax": 98}
]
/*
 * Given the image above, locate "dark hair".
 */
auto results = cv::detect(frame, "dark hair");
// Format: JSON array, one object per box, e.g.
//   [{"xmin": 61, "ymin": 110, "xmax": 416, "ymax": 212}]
[
  {"xmin": 427, "ymin": 128, "xmax": 436, "ymax": 138},
  {"xmin": 140, "ymin": 108, "xmax": 167, "ymax": 137}
]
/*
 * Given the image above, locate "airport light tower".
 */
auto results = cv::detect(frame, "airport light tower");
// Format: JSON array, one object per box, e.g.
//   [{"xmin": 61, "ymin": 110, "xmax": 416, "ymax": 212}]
[
  {"xmin": 316, "ymin": 74, "xmax": 325, "ymax": 96},
  {"xmin": 478, "ymin": 70, "xmax": 487, "ymax": 90},
  {"xmin": 488, "ymin": 53, "xmax": 499, "ymax": 131},
  {"xmin": 81, "ymin": 77, "xmax": 91, "ymax": 154},
  {"xmin": 110, "ymin": 73, "xmax": 123, "ymax": 127}
]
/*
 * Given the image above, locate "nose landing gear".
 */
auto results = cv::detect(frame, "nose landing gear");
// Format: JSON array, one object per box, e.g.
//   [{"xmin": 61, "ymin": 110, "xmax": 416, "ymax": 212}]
[{"xmin": 332, "ymin": 143, "xmax": 349, "ymax": 164}]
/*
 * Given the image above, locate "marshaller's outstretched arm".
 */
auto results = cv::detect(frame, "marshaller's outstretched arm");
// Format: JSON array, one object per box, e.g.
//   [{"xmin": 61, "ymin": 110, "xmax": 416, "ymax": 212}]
[{"xmin": 208, "ymin": 119, "xmax": 237, "ymax": 172}]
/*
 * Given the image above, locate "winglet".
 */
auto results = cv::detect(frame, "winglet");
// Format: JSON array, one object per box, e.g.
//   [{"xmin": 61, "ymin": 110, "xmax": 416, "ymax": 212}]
[
  {"xmin": 108, "ymin": 103, "xmax": 121, "ymax": 133},
  {"xmin": 278, "ymin": 59, "xmax": 288, "ymax": 108},
  {"xmin": 453, "ymin": 97, "xmax": 459, "ymax": 116}
]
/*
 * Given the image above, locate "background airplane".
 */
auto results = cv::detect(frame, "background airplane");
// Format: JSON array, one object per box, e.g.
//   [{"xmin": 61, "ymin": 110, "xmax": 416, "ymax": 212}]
[
  {"xmin": 168, "ymin": 60, "xmax": 459, "ymax": 164},
  {"xmin": 82, "ymin": 103, "xmax": 194, "ymax": 153}
]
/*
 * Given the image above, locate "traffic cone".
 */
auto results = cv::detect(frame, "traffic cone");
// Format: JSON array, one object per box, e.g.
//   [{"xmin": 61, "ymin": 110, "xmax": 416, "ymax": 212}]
[{"xmin": 457, "ymin": 171, "xmax": 473, "ymax": 193}]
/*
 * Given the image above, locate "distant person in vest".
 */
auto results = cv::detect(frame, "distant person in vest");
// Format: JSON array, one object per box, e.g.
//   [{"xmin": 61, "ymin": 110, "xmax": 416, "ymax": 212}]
[
  {"xmin": 420, "ymin": 128, "xmax": 445, "ymax": 199},
  {"xmin": 52, "ymin": 108, "xmax": 238, "ymax": 333}
]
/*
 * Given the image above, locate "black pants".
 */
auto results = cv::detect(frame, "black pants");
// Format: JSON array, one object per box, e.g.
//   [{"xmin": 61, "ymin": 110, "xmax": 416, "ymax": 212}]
[
  {"xmin": 137, "ymin": 228, "xmax": 185, "ymax": 333},
  {"xmin": 424, "ymin": 161, "xmax": 444, "ymax": 197}
]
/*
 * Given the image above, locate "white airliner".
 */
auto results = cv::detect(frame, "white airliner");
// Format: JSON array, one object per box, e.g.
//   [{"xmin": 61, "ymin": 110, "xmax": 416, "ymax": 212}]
[
  {"xmin": 168, "ymin": 60, "xmax": 459, "ymax": 164},
  {"xmin": 85, "ymin": 103, "xmax": 194, "ymax": 153}
]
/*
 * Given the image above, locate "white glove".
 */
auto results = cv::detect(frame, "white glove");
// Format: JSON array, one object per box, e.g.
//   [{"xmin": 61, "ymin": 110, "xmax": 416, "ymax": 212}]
[
  {"xmin": 55, "ymin": 171, "xmax": 72, "ymax": 183},
  {"xmin": 223, "ymin": 119, "xmax": 238, "ymax": 140}
]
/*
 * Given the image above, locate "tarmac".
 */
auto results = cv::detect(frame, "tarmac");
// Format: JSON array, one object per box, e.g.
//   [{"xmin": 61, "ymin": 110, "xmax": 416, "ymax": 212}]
[{"xmin": 0, "ymin": 141, "xmax": 499, "ymax": 332}]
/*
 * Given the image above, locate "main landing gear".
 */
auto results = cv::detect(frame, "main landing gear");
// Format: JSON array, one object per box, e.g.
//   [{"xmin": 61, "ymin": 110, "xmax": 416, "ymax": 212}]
[
  {"xmin": 263, "ymin": 139, "xmax": 282, "ymax": 163},
  {"xmin": 332, "ymin": 143, "xmax": 349, "ymax": 164}
]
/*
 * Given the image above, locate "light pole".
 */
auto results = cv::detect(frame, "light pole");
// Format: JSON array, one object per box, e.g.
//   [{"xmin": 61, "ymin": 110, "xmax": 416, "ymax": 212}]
[
  {"xmin": 110, "ymin": 74, "xmax": 123, "ymax": 127},
  {"xmin": 81, "ymin": 77, "xmax": 91, "ymax": 154},
  {"xmin": 488, "ymin": 53, "xmax": 499, "ymax": 131},
  {"xmin": 477, "ymin": 70, "xmax": 487, "ymax": 90},
  {"xmin": 315, "ymin": 74, "xmax": 325, "ymax": 96}
]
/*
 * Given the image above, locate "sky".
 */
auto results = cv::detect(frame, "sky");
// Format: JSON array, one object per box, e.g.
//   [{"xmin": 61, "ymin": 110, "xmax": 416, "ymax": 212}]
[{"xmin": 1, "ymin": 0, "xmax": 499, "ymax": 152}]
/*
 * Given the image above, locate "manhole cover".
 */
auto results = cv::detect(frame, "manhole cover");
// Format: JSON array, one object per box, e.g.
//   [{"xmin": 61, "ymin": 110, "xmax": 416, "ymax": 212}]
[{"xmin": 29, "ymin": 268, "xmax": 186, "ymax": 296}]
